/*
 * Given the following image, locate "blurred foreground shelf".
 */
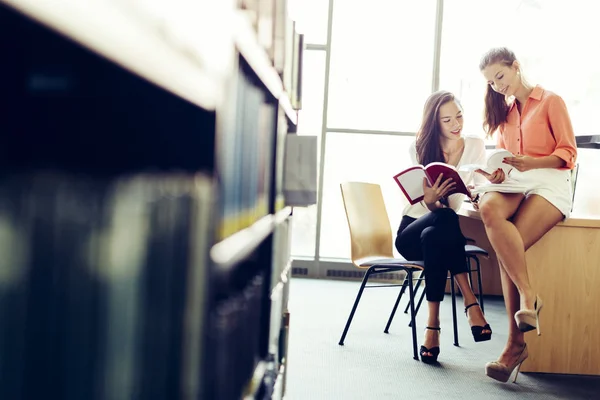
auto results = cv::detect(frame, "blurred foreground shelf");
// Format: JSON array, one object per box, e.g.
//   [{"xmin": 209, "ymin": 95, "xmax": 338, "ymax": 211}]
[{"xmin": 0, "ymin": 1, "xmax": 303, "ymax": 399}]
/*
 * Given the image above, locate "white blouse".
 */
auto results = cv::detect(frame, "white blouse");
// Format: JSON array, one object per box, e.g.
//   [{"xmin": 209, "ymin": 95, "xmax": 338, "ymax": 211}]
[{"xmin": 402, "ymin": 135, "xmax": 487, "ymax": 219}]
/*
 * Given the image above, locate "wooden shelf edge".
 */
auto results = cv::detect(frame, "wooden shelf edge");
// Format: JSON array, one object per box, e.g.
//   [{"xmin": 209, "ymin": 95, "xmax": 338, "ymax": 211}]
[
  {"xmin": 242, "ymin": 360, "xmax": 268, "ymax": 400},
  {"xmin": 2, "ymin": 0, "xmax": 222, "ymax": 111},
  {"xmin": 211, "ymin": 207, "xmax": 291, "ymax": 270},
  {"xmin": 279, "ymin": 93, "xmax": 298, "ymax": 125},
  {"xmin": 270, "ymin": 281, "xmax": 285, "ymax": 300},
  {"xmin": 210, "ymin": 214, "xmax": 275, "ymax": 270},
  {"xmin": 280, "ymin": 259, "xmax": 292, "ymax": 282},
  {"xmin": 274, "ymin": 206, "xmax": 292, "ymax": 225}
]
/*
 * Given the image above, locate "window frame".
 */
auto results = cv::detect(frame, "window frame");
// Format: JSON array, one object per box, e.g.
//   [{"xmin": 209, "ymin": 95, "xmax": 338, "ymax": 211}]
[{"xmin": 292, "ymin": 0, "xmax": 598, "ymax": 269}]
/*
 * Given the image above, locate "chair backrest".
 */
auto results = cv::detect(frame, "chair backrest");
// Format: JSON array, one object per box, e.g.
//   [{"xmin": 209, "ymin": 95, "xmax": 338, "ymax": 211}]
[
  {"xmin": 571, "ymin": 163, "xmax": 579, "ymax": 212},
  {"xmin": 339, "ymin": 182, "xmax": 395, "ymax": 266}
]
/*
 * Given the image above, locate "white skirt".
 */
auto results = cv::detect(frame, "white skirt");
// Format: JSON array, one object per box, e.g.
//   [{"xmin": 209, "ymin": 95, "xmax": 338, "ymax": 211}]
[{"xmin": 477, "ymin": 168, "xmax": 573, "ymax": 218}]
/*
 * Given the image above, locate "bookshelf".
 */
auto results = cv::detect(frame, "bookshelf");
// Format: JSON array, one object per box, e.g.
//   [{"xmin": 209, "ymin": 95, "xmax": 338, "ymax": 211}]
[{"xmin": 0, "ymin": 1, "xmax": 302, "ymax": 399}]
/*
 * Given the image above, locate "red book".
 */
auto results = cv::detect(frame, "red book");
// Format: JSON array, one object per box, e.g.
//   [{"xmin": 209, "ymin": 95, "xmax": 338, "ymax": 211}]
[{"xmin": 393, "ymin": 162, "xmax": 471, "ymax": 205}]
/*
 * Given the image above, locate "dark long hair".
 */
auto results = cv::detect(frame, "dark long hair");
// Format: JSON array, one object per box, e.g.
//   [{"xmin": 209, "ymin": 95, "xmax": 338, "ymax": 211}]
[
  {"xmin": 415, "ymin": 91, "xmax": 460, "ymax": 166},
  {"xmin": 479, "ymin": 47, "xmax": 517, "ymax": 137}
]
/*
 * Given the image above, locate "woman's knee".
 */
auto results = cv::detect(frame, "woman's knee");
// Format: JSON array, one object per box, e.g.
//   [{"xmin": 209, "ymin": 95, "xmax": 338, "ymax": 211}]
[
  {"xmin": 420, "ymin": 226, "xmax": 442, "ymax": 247},
  {"xmin": 478, "ymin": 193, "xmax": 523, "ymax": 227},
  {"xmin": 395, "ymin": 236, "xmax": 405, "ymax": 255},
  {"xmin": 479, "ymin": 198, "xmax": 508, "ymax": 227},
  {"xmin": 395, "ymin": 236, "xmax": 414, "ymax": 259}
]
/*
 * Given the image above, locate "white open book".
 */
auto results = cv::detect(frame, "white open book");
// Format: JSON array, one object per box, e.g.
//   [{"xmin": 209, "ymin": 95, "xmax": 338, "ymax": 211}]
[
  {"xmin": 459, "ymin": 149, "xmax": 514, "ymax": 176},
  {"xmin": 470, "ymin": 178, "xmax": 530, "ymax": 195},
  {"xmin": 461, "ymin": 149, "xmax": 531, "ymax": 195}
]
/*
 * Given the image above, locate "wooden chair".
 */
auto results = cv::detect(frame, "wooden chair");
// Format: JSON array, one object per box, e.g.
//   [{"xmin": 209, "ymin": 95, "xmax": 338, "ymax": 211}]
[{"xmin": 338, "ymin": 182, "xmax": 424, "ymax": 360}]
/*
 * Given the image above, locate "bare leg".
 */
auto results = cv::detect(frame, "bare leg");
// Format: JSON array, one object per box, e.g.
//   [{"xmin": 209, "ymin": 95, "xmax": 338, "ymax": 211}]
[
  {"xmin": 478, "ymin": 193, "xmax": 536, "ymax": 310},
  {"xmin": 496, "ymin": 260, "xmax": 526, "ymax": 365},
  {"xmin": 422, "ymin": 301, "xmax": 440, "ymax": 356},
  {"xmin": 491, "ymin": 195, "xmax": 564, "ymax": 366},
  {"xmin": 453, "ymin": 272, "xmax": 479, "ymax": 307},
  {"xmin": 454, "ymin": 272, "xmax": 491, "ymax": 334}
]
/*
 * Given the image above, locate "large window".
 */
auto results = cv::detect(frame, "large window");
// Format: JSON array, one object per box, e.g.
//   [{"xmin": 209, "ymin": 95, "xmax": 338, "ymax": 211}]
[
  {"xmin": 326, "ymin": 0, "xmax": 437, "ymax": 132},
  {"xmin": 291, "ymin": 0, "xmax": 600, "ymax": 264},
  {"xmin": 440, "ymin": 0, "xmax": 600, "ymax": 137},
  {"xmin": 319, "ymin": 133, "xmax": 415, "ymax": 259},
  {"xmin": 290, "ymin": 205, "xmax": 317, "ymax": 257}
]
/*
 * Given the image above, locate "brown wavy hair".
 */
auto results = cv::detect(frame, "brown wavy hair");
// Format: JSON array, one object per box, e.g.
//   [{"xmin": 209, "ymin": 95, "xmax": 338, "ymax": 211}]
[
  {"xmin": 415, "ymin": 91, "xmax": 461, "ymax": 166},
  {"xmin": 479, "ymin": 47, "xmax": 517, "ymax": 138}
]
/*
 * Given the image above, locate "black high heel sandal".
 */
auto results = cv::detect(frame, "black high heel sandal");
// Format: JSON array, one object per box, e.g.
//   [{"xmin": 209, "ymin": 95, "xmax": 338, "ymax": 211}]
[
  {"xmin": 420, "ymin": 327, "xmax": 441, "ymax": 364},
  {"xmin": 465, "ymin": 303, "xmax": 492, "ymax": 342}
]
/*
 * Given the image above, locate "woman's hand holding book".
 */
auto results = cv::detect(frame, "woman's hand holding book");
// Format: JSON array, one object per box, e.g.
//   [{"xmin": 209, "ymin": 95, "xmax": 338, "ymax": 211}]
[
  {"xmin": 501, "ymin": 155, "xmax": 537, "ymax": 172},
  {"xmin": 475, "ymin": 168, "xmax": 506, "ymax": 184},
  {"xmin": 422, "ymin": 173, "xmax": 456, "ymax": 206}
]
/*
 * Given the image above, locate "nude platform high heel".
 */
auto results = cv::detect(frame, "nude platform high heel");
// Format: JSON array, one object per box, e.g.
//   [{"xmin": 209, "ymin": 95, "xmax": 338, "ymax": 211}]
[
  {"xmin": 514, "ymin": 295, "xmax": 543, "ymax": 335},
  {"xmin": 485, "ymin": 344, "xmax": 528, "ymax": 383}
]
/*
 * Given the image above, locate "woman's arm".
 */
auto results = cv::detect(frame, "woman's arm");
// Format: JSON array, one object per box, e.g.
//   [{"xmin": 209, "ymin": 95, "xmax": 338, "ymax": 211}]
[
  {"xmin": 547, "ymin": 95, "xmax": 577, "ymax": 169},
  {"xmin": 530, "ymin": 155, "xmax": 566, "ymax": 169},
  {"xmin": 503, "ymin": 95, "xmax": 577, "ymax": 172},
  {"xmin": 503, "ymin": 153, "xmax": 566, "ymax": 171}
]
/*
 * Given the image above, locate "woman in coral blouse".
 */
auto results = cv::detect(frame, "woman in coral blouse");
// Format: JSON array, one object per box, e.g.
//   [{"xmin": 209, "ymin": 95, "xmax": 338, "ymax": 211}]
[{"xmin": 476, "ymin": 47, "xmax": 577, "ymax": 383}]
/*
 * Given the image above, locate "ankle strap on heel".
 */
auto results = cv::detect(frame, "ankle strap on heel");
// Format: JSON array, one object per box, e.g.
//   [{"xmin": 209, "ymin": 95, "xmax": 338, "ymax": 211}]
[
  {"xmin": 425, "ymin": 326, "xmax": 441, "ymax": 331},
  {"xmin": 464, "ymin": 303, "xmax": 480, "ymax": 314}
]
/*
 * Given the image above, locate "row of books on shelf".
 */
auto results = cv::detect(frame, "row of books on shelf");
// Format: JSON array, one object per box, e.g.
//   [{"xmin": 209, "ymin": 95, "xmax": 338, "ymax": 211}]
[
  {"xmin": 206, "ymin": 273, "xmax": 267, "ymax": 400},
  {"xmin": 239, "ymin": 1, "xmax": 298, "ymax": 64},
  {"xmin": 217, "ymin": 59, "xmax": 279, "ymax": 240},
  {"xmin": 221, "ymin": 0, "xmax": 306, "ymax": 114},
  {"xmin": 207, "ymin": 215, "xmax": 291, "ymax": 400},
  {"xmin": 0, "ymin": 171, "xmax": 214, "ymax": 400},
  {"xmin": 0, "ymin": 0, "xmax": 218, "ymax": 176}
]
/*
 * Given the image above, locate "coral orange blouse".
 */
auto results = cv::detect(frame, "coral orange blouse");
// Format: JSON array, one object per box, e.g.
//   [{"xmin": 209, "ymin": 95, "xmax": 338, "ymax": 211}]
[{"xmin": 497, "ymin": 85, "xmax": 577, "ymax": 170}]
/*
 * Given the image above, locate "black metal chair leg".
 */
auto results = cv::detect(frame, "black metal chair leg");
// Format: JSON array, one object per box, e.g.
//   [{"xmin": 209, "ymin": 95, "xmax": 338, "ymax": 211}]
[
  {"xmin": 450, "ymin": 276, "xmax": 459, "ymax": 346},
  {"xmin": 384, "ymin": 275, "xmax": 409, "ymax": 333},
  {"xmin": 408, "ymin": 283, "xmax": 426, "ymax": 327},
  {"xmin": 339, "ymin": 267, "xmax": 373, "ymax": 345},
  {"xmin": 407, "ymin": 271, "xmax": 419, "ymax": 361},
  {"xmin": 467, "ymin": 256, "xmax": 474, "ymax": 291},
  {"xmin": 404, "ymin": 271, "xmax": 424, "ymax": 314},
  {"xmin": 475, "ymin": 257, "xmax": 484, "ymax": 313}
]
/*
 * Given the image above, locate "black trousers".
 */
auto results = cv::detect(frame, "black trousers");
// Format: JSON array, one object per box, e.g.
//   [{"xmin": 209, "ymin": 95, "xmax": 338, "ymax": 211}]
[{"xmin": 395, "ymin": 208, "xmax": 467, "ymax": 302}]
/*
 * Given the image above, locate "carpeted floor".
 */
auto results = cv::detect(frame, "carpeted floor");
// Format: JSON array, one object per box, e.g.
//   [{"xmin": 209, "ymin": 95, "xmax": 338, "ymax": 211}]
[{"xmin": 284, "ymin": 278, "xmax": 600, "ymax": 400}]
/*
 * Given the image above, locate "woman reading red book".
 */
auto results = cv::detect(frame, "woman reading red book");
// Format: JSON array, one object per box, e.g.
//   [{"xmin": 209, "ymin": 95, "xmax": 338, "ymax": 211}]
[{"xmin": 395, "ymin": 90, "xmax": 493, "ymax": 364}]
